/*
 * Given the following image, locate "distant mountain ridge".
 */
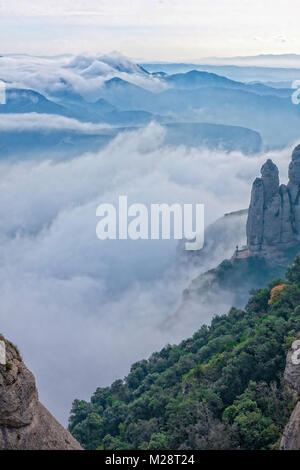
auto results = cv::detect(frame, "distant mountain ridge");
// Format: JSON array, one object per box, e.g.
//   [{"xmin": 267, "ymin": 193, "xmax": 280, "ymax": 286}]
[
  {"xmin": 2, "ymin": 59, "xmax": 300, "ymax": 150},
  {"xmin": 0, "ymin": 121, "xmax": 262, "ymax": 160},
  {"xmin": 164, "ymin": 70, "xmax": 291, "ymax": 98},
  {"xmin": 200, "ymin": 54, "xmax": 300, "ymax": 68},
  {"xmin": 0, "ymin": 88, "xmax": 66, "ymax": 115},
  {"xmin": 143, "ymin": 62, "xmax": 300, "ymax": 86}
]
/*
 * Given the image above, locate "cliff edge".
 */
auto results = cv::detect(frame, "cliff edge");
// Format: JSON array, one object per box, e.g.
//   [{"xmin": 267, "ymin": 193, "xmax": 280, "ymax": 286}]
[
  {"xmin": 0, "ymin": 334, "xmax": 82, "ymax": 450},
  {"xmin": 281, "ymin": 339, "xmax": 300, "ymax": 450}
]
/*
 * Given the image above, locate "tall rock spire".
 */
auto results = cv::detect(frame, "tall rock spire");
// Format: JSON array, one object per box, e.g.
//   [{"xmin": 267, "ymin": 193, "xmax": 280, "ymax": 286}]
[
  {"xmin": 246, "ymin": 177, "xmax": 264, "ymax": 254},
  {"xmin": 288, "ymin": 144, "xmax": 300, "ymax": 187},
  {"xmin": 288, "ymin": 144, "xmax": 300, "ymax": 234},
  {"xmin": 261, "ymin": 158, "xmax": 279, "ymax": 204},
  {"xmin": 247, "ymin": 149, "xmax": 298, "ymax": 258}
]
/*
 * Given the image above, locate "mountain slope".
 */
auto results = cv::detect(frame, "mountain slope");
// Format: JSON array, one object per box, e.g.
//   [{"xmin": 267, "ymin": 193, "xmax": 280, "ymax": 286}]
[
  {"xmin": 96, "ymin": 77, "xmax": 154, "ymax": 110},
  {"xmin": 0, "ymin": 122, "xmax": 262, "ymax": 162},
  {"xmin": 164, "ymin": 123, "xmax": 262, "ymax": 153},
  {"xmin": 177, "ymin": 209, "xmax": 248, "ymax": 272},
  {"xmin": 0, "ymin": 89, "xmax": 66, "ymax": 115},
  {"xmin": 69, "ymin": 258, "xmax": 300, "ymax": 450}
]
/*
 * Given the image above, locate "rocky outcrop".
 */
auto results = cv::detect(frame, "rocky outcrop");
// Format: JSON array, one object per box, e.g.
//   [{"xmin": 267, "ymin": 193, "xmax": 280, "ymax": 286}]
[
  {"xmin": 247, "ymin": 145, "xmax": 300, "ymax": 258},
  {"xmin": 0, "ymin": 335, "xmax": 82, "ymax": 450},
  {"xmin": 281, "ymin": 339, "xmax": 300, "ymax": 450}
]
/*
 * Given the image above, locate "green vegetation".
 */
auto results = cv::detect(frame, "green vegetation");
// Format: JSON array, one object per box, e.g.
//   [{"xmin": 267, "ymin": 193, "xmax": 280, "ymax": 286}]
[
  {"xmin": 69, "ymin": 257, "xmax": 300, "ymax": 450},
  {"xmin": 0, "ymin": 335, "xmax": 22, "ymax": 363},
  {"xmin": 7, "ymin": 341, "xmax": 22, "ymax": 362}
]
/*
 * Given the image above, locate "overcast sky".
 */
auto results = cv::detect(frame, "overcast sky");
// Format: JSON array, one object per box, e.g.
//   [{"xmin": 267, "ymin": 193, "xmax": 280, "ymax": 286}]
[{"xmin": 0, "ymin": 0, "xmax": 299, "ymax": 61}]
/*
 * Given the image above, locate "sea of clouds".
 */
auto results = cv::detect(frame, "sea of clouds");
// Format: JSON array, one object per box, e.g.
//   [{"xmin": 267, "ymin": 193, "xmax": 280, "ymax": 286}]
[
  {"xmin": 0, "ymin": 52, "xmax": 166, "ymax": 102},
  {"xmin": 0, "ymin": 117, "xmax": 296, "ymax": 424}
]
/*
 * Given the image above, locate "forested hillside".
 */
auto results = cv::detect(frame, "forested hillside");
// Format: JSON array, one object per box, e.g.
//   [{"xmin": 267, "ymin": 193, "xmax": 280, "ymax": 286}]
[{"xmin": 69, "ymin": 258, "xmax": 300, "ymax": 450}]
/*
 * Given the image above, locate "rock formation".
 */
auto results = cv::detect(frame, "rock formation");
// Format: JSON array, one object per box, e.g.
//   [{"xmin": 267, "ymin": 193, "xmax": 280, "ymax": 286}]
[
  {"xmin": 0, "ymin": 334, "xmax": 82, "ymax": 450},
  {"xmin": 247, "ymin": 145, "xmax": 300, "ymax": 258},
  {"xmin": 281, "ymin": 339, "xmax": 300, "ymax": 450}
]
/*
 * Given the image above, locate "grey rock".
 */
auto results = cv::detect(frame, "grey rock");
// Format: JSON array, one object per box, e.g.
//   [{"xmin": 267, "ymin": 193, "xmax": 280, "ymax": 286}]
[
  {"xmin": 287, "ymin": 145, "xmax": 300, "ymax": 232},
  {"xmin": 262, "ymin": 192, "xmax": 281, "ymax": 247},
  {"xmin": 246, "ymin": 178, "xmax": 264, "ymax": 253},
  {"xmin": 281, "ymin": 402, "xmax": 300, "ymax": 450},
  {"xmin": 284, "ymin": 341, "xmax": 300, "ymax": 400},
  {"xmin": 279, "ymin": 185, "xmax": 294, "ymax": 244},
  {"xmin": 261, "ymin": 158, "xmax": 279, "ymax": 204},
  {"xmin": 281, "ymin": 340, "xmax": 300, "ymax": 450},
  {"xmin": 246, "ymin": 145, "xmax": 300, "ymax": 258},
  {"xmin": 288, "ymin": 144, "xmax": 300, "ymax": 187},
  {"xmin": 246, "ymin": 159, "xmax": 283, "ymax": 256},
  {"xmin": 0, "ymin": 335, "xmax": 82, "ymax": 450}
]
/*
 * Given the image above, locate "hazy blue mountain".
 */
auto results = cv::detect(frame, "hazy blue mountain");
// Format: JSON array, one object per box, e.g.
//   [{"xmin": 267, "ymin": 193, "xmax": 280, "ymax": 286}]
[
  {"xmin": 69, "ymin": 73, "xmax": 300, "ymax": 147},
  {"xmin": 0, "ymin": 129, "xmax": 115, "ymax": 161},
  {"xmin": 164, "ymin": 123, "xmax": 262, "ymax": 153},
  {"xmin": 96, "ymin": 77, "xmax": 154, "ymax": 110},
  {"xmin": 143, "ymin": 62, "xmax": 300, "ymax": 86},
  {"xmin": 43, "ymin": 78, "xmax": 87, "ymax": 106},
  {"xmin": 1, "ymin": 67, "xmax": 300, "ymax": 150},
  {"xmin": 0, "ymin": 89, "xmax": 66, "ymax": 114},
  {"xmin": 103, "ymin": 110, "xmax": 159, "ymax": 125},
  {"xmin": 0, "ymin": 86, "xmax": 158, "ymax": 127},
  {"xmin": 164, "ymin": 70, "xmax": 291, "ymax": 98},
  {"xmin": 200, "ymin": 53, "xmax": 300, "ymax": 67},
  {"xmin": 67, "ymin": 102, "xmax": 160, "ymax": 126},
  {"xmin": 49, "ymin": 78, "xmax": 157, "ymax": 123},
  {"xmin": 137, "ymin": 87, "xmax": 300, "ymax": 147},
  {"xmin": 90, "ymin": 98, "xmax": 116, "ymax": 114},
  {"xmin": 0, "ymin": 121, "xmax": 262, "ymax": 162},
  {"xmin": 61, "ymin": 97, "xmax": 117, "ymax": 122}
]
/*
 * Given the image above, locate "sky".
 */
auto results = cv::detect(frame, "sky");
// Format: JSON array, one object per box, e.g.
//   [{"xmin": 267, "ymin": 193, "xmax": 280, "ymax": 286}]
[{"xmin": 0, "ymin": 0, "xmax": 299, "ymax": 61}]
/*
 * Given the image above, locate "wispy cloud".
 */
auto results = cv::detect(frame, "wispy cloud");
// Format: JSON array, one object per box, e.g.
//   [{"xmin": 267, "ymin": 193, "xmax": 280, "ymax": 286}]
[
  {"xmin": 0, "ymin": 113, "xmax": 112, "ymax": 133},
  {"xmin": 0, "ymin": 53, "xmax": 166, "ymax": 101}
]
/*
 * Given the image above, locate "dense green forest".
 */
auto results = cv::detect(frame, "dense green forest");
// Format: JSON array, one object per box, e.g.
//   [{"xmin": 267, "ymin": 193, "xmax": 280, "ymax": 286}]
[{"xmin": 69, "ymin": 257, "xmax": 300, "ymax": 450}]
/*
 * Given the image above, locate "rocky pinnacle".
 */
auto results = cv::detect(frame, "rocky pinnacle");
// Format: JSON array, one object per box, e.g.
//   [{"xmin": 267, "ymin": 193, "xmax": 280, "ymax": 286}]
[{"xmin": 246, "ymin": 146, "xmax": 300, "ymax": 258}]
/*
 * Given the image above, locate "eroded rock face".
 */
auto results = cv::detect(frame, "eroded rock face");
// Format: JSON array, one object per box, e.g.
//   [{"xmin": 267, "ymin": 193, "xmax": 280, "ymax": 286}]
[
  {"xmin": 247, "ymin": 145, "xmax": 300, "ymax": 258},
  {"xmin": 281, "ymin": 340, "xmax": 300, "ymax": 450},
  {"xmin": 0, "ymin": 335, "xmax": 82, "ymax": 450},
  {"xmin": 261, "ymin": 159, "xmax": 279, "ymax": 204},
  {"xmin": 246, "ymin": 178, "xmax": 264, "ymax": 254},
  {"xmin": 284, "ymin": 340, "xmax": 300, "ymax": 400},
  {"xmin": 288, "ymin": 145, "xmax": 300, "ymax": 188}
]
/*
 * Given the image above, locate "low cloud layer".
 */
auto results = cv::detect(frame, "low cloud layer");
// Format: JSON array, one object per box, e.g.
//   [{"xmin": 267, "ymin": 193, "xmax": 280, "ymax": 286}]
[
  {"xmin": 0, "ymin": 122, "xmax": 295, "ymax": 424},
  {"xmin": 0, "ymin": 113, "xmax": 112, "ymax": 133},
  {"xmin": 0, "ymin": 53, "xmax": 166, "ymax": 102}
]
